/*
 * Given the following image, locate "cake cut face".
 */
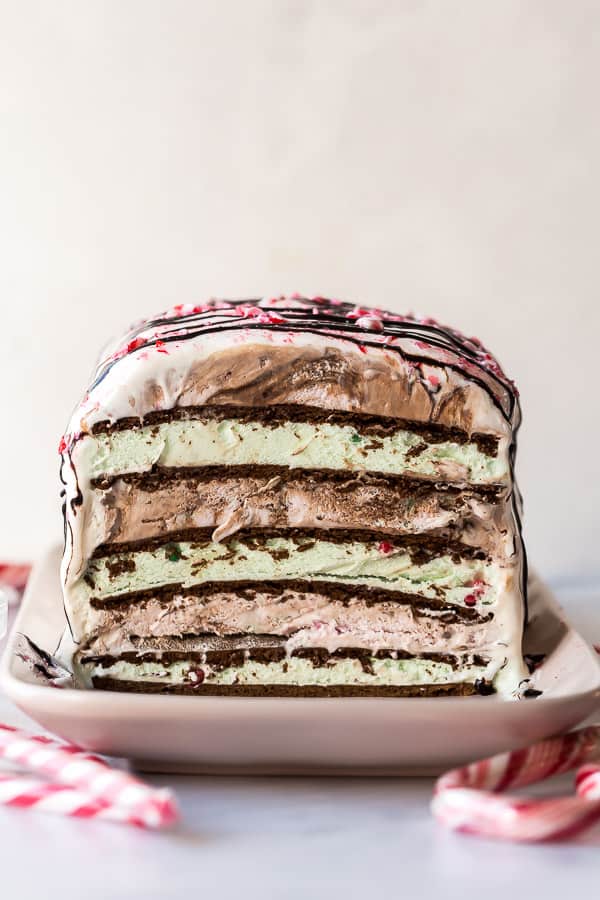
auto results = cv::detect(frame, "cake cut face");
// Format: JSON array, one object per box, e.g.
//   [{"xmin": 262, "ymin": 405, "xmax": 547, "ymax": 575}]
[{"xmin": 59, "ymin": 297, "xmax": 527, "ymax": 697}]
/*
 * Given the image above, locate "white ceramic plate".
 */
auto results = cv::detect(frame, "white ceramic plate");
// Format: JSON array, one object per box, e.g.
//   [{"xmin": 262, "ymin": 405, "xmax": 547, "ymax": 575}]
[{"xmin": 1, "ymin": 547, "xmax": 599, "ymax": 775}]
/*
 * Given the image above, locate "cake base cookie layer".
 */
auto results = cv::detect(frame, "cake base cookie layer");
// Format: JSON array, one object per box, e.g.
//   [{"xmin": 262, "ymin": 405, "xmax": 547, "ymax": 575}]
[{"xmin": 91, "ymin": 679, "xmax": 480, "ymax": 697}]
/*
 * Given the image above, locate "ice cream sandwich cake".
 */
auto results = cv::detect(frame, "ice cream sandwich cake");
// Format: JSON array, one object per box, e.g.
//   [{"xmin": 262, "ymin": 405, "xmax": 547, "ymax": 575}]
[{"xmin": 59, "ymin": 297, "xmax": 527, "ymax": 697}]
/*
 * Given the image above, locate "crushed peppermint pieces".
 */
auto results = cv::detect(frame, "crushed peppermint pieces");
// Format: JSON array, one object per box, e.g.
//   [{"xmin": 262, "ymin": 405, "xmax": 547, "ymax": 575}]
[
  {"xmin": 237, "ymin": 305, "xmax": 286, "ymax": 325},
  {"xmin": 378, "ymin": 541, "xmax": 394, "ymax": 554},
  {"xmin": 463, "ymin": 578, "xmax": 487, "ymax": 606},
  {"xmin": 126, "ymin": 337, "xmax": 145, "ymax": 354},
  {"xmin": 188, "ymin": 668, "xmax": 205, "ymax": 685},
  {"xmin": 346, "ymin": 306, "xmax": 373, "ymax": 320},
  {"xmin": 355, "ymin": 314, "xmax": 384, "ymax": 332}
]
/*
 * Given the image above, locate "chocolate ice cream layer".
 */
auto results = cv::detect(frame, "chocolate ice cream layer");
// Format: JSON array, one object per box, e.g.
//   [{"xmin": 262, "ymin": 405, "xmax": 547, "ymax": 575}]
[
  {"xmin": 78, "ymin": 581, "xmax": 499, "ymax": 661},
  {"xmin": 90, "ymin": 466, "xmax": 511, "ymax": 552}
]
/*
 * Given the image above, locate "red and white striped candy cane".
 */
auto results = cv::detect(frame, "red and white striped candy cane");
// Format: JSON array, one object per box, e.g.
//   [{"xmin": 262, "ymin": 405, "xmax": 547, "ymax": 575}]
[
  {"xmin": 0, "ymin": 563, "xmax": 31, "ymax": 593},
  {"xmin": 0, "ymin": 773, "xmax": 174, "ymax": 828},
  {"xmin": 0, "ymin": 725, "xmax": 179, "ymax": 829},
  {"xmin": 432, "ymin": 726, "xmax": 600, "ymax": 842},
  {"xmin": 0, "ymin": 562, "xmax": 31, "ymax": 619}
]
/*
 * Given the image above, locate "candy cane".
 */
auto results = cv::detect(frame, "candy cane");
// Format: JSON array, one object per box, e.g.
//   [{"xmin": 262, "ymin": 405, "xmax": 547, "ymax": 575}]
[
  {"xmin": 0, "ymin": 563, "xmax": 31, "ymax": 593},
  {"xmin": 432, "ymin": 726, "xmax": 600, "ymax": 842},
  {"xmin": 0, "ymin": 562, "xmax": 31, "ymax": 622},
  {"xmin": 0, "ymin": 725, "xmax": 179, "ymax": 829},
  {"xmin": 0, "ymin": 773, "xmax": 174, "ymax": 828}
]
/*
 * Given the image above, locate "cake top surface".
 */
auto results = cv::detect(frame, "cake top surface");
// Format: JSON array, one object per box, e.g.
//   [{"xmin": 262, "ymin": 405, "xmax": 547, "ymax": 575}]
[{"xmin": 61, "ymin": 295, "xmax": 520, "ymax": 448}]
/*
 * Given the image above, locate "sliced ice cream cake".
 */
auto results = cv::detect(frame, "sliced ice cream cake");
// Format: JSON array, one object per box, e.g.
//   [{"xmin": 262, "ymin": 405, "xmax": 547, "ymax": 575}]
[{"xmin": 59, "ymin": 297, "xmax": 527, "ymax": 697}]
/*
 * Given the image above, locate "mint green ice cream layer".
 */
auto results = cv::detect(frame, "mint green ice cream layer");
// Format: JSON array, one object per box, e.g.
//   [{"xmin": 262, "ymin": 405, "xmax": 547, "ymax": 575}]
[
  {"xmin": 84, "ymin": 655, "xmax": 491, "ymax": 688},
  {"xmin": 86, "ymin": 419, "xmax": 507, "ymax": 485},
  {"xmin": 80, "ymin": 537, "xmax": 502, "ymax": 610}
]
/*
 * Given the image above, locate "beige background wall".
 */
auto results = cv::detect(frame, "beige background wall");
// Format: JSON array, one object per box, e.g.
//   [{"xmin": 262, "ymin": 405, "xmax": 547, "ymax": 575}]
[{"xmin": 1, "ymin": 1, "xmax": 598, "ymax": 579}]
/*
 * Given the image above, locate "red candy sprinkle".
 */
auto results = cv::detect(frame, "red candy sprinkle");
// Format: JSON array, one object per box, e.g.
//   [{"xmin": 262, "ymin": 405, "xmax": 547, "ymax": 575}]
[
  {"xmin": 345, "ymin": 306, "xmax": 372, "ymax": 320},
  {"xmin": 378, "ymin": 541, "xmax": 394, "ymax": 554},
  {"xmin": 58, "ymin": 436, "xmax": 67, "ymax": 454},
  {"xmin": 238, "ymin": 305, "xmax": 263, "ymax": 318},
  {"xmin": 427, "ymin": 374, "xmax": 441, "ymax": 387},
  {"xmin": 188, "ymin": 667, "xmax": 205, "ymax": 685},
  {"xmin": 126, "ymin": 337, "xmax": 145, "ymax": 354},
  {"xmin": 155, "ymin": 340, "xmax": 168, "ymax": 354},
  {"xmin": 358, "ymin": 344, "xmax": 367, "ymax": 354},
  {"xmin": 237, "ymin": 306, "xmax": 286, "ymax": 325},
  {"xmin": 464, "ymin": 579, "xmax": 487, "ymax": 607}
]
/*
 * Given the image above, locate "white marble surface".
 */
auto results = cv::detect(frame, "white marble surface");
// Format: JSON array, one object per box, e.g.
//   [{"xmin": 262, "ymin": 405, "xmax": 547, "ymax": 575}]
[{"xmin": 0, "ymin": 582, "xmax": 598, "ymax": 900}]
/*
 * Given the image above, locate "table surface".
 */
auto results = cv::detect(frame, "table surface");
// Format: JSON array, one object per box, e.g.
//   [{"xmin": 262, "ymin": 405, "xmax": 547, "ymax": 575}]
[{"xmin": 1, "ymin": 580, "xmax": 599, "ymax": 900}]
